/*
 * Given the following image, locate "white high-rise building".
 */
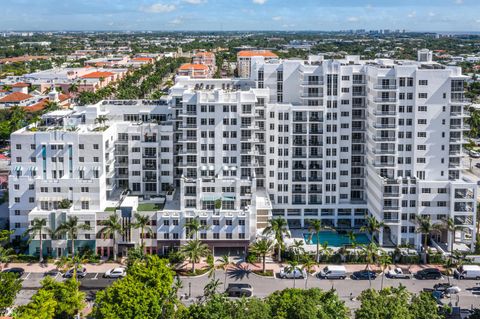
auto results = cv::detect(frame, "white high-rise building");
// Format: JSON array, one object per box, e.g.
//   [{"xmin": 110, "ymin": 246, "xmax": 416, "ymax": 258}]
[{"xmin": 9, "ymin": 51, "xmax": 477, "ymax": 259}]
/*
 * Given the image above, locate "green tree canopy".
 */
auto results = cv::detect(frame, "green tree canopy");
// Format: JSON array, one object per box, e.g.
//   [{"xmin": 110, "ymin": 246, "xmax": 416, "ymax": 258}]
[{"xmin": 0, "ymin": 272, "xmax": 22, "ymax": 314}]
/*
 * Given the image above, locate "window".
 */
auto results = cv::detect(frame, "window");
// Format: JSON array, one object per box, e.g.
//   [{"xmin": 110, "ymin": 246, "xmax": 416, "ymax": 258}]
[
  {"xmin": 419, "ymin": 80, "xmax": 428, "ymax": 85},
  {"xmin": 418, "ymin": 93, "xmax": 428, "ymax": 99}
]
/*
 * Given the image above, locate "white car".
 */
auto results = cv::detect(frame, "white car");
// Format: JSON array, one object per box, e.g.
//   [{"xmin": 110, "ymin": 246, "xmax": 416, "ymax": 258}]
[
  {"xmin": 470, "ymin": 150, "xmax": 480, "ymax": 158},
  {"xmin": 279, "ymin": 266, "xmax": 307, "ymax": 279},
  {"xmin": 104, "ymin": 267, "xmax": 127, "ymax": 278},
  {"xmin": 445, "ymin": 286, "xmax": 461, "ymax": 295},
  {"xmin": 386, "ymin": 267, "xmax": 411, "ymax": 279}
]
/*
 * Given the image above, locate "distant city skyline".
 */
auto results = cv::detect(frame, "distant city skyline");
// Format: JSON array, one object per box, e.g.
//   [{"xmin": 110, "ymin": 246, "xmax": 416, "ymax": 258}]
[{"xmin": 1, "ymin": 0, "xmax": 480, "ymax": 32}]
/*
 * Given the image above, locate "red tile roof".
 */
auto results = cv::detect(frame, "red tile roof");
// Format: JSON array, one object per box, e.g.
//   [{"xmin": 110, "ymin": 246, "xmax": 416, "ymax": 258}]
[
  {"xmin": 179, "ymin": 63, "xmax": 209, "ymax": 71},
  {"xmin": 12, "ymin": 82, "xmax": 29, "ymax": 88},
  {"xmin": 132, "ymin": 57, "xmax": 153, "ymax": 62},
  {"xmin": 195, "ymin": 52, "xmax": 215, "ymax": 58},
  {"xmin": 0, "ymin": 92, "xmax": 33, "ymax": 103},
  {"xmin": 59, "ymin": 93, "xmax": 71, "ymax": 102},
  {"xmin": 24, "ymin": 99, "xmax": 47, "ymax": 112},
  {"xmin": 81, "ymin": 71, "xmax": 115, "ymax": 79},
  {"xmin": 237, "ymin": 50, "xmax": 278, "ymax": 58}
]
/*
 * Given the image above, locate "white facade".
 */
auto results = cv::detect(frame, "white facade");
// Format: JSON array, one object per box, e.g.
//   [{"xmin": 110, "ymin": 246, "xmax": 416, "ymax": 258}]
[{"xmin": 9, "ymin": 51, "xmax": 477, "ymax": 258}]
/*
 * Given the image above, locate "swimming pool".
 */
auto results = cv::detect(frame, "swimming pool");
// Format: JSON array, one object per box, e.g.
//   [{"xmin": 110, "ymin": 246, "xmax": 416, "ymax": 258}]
[{"xmin": 303, "ymin": 231, "xmax": 370, "ymax": 247}]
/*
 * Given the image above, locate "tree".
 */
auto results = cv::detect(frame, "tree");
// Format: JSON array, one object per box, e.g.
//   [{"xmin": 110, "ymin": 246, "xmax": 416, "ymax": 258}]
[
  {"xmin": 203, "ymin": 278, "xmax": 222, "ymax": 299},
  {"xmin": 16, "ymin": 289, "xmax": 57, "ymax": 319},
  {"xmin": 301, "ymin": 257, "xmax": 316, "ymax": 289},
  {"xmin": 0, "ymin": 247, "xmax": 16, "ymax": 271},
  {"xmin": 443, "ymin": 217, "xmax": 464, "ymax": 254},
  {"xmin": 54, "ymin": 216, "xmax": 91, "ymax": 259},
  {"xmin": 361, "ymin": 216, "xmax": 385, "ymax": 244},
  {"xmin": 249, "ymin": 238, "xmax": 274, "ymax": 274},
  {"xmin": 267, "ymin": 288, "xmax": 349, "ymax": 319},
  {"xmin": 94, "ymin": 115, "xmax": 109, "ymax": 128},
  {"xmin": 355, "ymin": 286, "xmax": 441, "ymax": 319},
  {"xmin": 289, "ymin": 239, "xmax": 305, "ymax": 261},
  {"xmin": 0, "ymin": 272, "xmax": 22, "ymax": 314},
  {"xmin": 415, "ymin": 215, "xmax": 443, "ymax": 263},
  {"xmin": 217, "ymin": 254, "xmax": 231, "ymax": 290},
  {"xmin": 132, "ymin": 213, "xmax": 153, "ymax": 253},
  {"xmin": 308, "ymin": 219, "xmax": 330, "ymax": 263},
  {"xmin": 68, "ymin": 83, "xmax": 78, "ymax": 94},
  {"xmin": 98, "ymin": 214, "xmax": 124, "ymax": 261},
  {"xmin": 286, "ymin": 260, "xmax": 299, "ymax": 288},
  {"xmin": 378, "ymin": 252, "xmax": 392, "ymax": 290},
  {"xmin": 319, "ymin": 241, "xmax": 334, "ymax": 262},
  {"xmin": 180, "ymin": 239, "xmax": 210, "ymax": 273},
  {"xmin": 23, "ymin": 217, "xmax": 48, "ymax": 262},
  {"xmin": 184, "ymin": 217, "xmax": 208, "ymax": 240},
  {"xmin": 44, "ymin": 100, "xmax": 59, "ymax": 112},
  {"xmin": 93, "ymin": 256, "xmax": 180, "ymax": 319},
  {"xmin": 360, "ymin": 242, "xmax": 381, "ymax": 288},
  {"xmin": 262, "ymin": 218, "xmax": 289, "ymax": 262}
]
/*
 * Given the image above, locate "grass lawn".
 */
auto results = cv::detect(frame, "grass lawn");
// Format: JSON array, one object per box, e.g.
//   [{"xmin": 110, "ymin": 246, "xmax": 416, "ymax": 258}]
[
  {"xmin": 252, "ymin": 269, "xmax": 274, "ymax": 277},
  {"xmin": 176, "ymin": 268, "xmax": 209, "ymax": 277},
  {"xmin": 137, "ymin": 203, "xmax": 163, "ymax": 211},
  {"xmin": 104, "ymin": 207, "xmax": 116, "ymax": 212}
]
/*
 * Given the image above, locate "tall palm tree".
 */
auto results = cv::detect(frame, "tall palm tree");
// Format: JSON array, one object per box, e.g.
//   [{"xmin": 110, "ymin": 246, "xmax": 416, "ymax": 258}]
[
  {"xmin": 286, "ymin": 260, "xmax": 299, "ymax": 288},
  {"xmin": 54, "ymin": 216, "xmax": 91, "ymax": 259},
  {"xmin": 289, "ymin": 239, "xmax": 305, "ymax": 261},
  {"xmin": 94, "ymin": 115, "xmax": 109, "ymax": 128},
  {"xmin": 378, "ymin": 252, "xmax": 392, "ymax": 290},
  {"xmin": 203, "ymin": 278, "xmax": 222, "ymax": 299},
  {"xmin": 361, "ymin": 242, "xmax": 381, "ymax": 288},
  {"xmin": 302, "ymin": 257, "xmax": 316, "ymax": 289},
  {"xmin": 217, "ymin": 254, "xmax": 231, "ymax": 290},
  {"xmin": 0, "ymin": 247, "xmax": 16, "ymax": 271},
  {"xmin": 68, "ymin": 83, "xmax": 79, "ymax": 94},
  {"xmin": 184, "ymin": 217, "xmax": 208, "ymax": 240},
  {"xmin": 262, "ymin": 218, "xmax": 289, "ymax": 262},
  {"xmin": 249, "ymin": 238, "xmax": 274, "ymax": 274},
  {"xmin": 132, "ymin": 213, "xmax": 153, "ymax": 253},
  {"xmin": 180, "ymin": 239, "xmax": 210, "ymax": 273},
  {"xmin": 360, "ymin": 216, "xmax": 385, "ymax": 244},
  {"xmin": 97, "ymin": 214, "xmax": 124, "ymax": 262},
  {"xmin": 443, "ymin": 217, "xmax": 464, "ymax": 254},
  {"xmin": 44, "ymin": 100, "xmax": 60, "ymax": 112},
  {"xmin": 308, "ymin": 219, "xmax": 331, "ymax": 263},
  {"xmin": 415, "ymin": 215, "xmax": 443, "ymax": 262},
  {"xmin": 319, "ymin": 242, "xmax": 334, "ymax": 263},
  {"xmin": 23, "ymin": 218, "xmax": 49, "ymax": 262}
]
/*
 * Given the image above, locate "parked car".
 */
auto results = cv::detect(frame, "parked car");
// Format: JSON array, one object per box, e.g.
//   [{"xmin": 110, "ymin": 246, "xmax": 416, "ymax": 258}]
[
  {"xmin": 454, "ymin": 265, "xmax": 480, "ymax": 280},
  {"xmin": 225, "ymin": 283, "xmax": 253, "ymax": 297},
  {"xmin": 386, "ymin": 267, "xmax": 411, "ymax": 279},
  {"xmin": 475, "ymin": 163, "xmax": 480, "ymax": 169},
  {"xmin": 2, "ymin": 267, "xmax": 25, "ymax": 277},
  {"xmin": 317, "ymin": 265, "xmax": 347, "ymax": 279},
  {"xmin": 279, "ymin": 266, "xmax": 307, "ymax": 279},
  {"xmin": 427, "ymin": 283, "xmax": 462, "ymax": 295},
  {"xmin": 64, "ymin": 267, "xmax": 87, "ymax": 279},
  {"xmin": 351, "ymin": 270, "xmax": 377, "ymax": 280},
  {"xmin": 470, "ymin": 150, "xmax": 480, "ymax": 158},
  {"xmin": 415, "ymin": 268, "xmax": 442, "ymax": 280},
  {"xmin": 104, "ymin": 267, "xmax": 127, "ymax": 278}
]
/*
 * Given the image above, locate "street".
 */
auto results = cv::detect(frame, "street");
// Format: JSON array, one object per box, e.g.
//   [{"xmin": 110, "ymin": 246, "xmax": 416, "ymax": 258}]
[{"xmin": 14, "ymin": 268, "xmax": 480, "ymax": 310}]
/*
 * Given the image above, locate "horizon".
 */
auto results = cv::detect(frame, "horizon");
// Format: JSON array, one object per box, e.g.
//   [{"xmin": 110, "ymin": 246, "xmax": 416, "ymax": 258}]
[{"xmin": 1, "ymin": 0, "xmax": 480, "ymax": 32}]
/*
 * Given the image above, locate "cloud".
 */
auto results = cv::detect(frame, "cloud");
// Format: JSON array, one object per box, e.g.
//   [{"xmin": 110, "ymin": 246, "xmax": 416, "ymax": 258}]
[
  {"xmin": 455, "ymin": 0, "xmax": 464, "ymax": 4},
  {"xmin": 407, "ymin": 11, "xmax": 416, "ymax": 18},
  {"xmin": 170, "ymin": 18, "xmax": 182, "ymax": 25},
  {"xmin": 183, "ymin": 0, "xmax": 206, "ymax": 4},
  {"xmin": 252, "ymin": 0, "xmax": 267, "ymax": 4},
  {"xmin": 347, "ymin": 16, "xmax": 359, "ymax": 22},
  {"xmin": 428, "ymin": 12, "xmax": 436, "ymax": 17},
  {"xmin": 272, "ymin": 16, "xmax": 282, "ymax": 21},
  {"xmin": 140, "ymin": 3, "xmax": 176, "ymax": 13}
]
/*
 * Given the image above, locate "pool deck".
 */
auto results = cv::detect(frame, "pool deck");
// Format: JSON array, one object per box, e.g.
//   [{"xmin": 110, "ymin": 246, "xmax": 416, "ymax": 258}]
[{"xmin": 287, "ymin": 229, "xmax": 371, "ymax": 251}]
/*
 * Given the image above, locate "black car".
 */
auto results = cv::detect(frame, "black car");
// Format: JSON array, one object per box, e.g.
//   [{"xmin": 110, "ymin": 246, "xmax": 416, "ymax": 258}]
[
  {"xmin": 2, "ymin": 267, "xmax": 25, "ymax": 277},
  {"xmin": 415, "ymin": 268, "xmax": 442, "ymax": 280},
  {"xmin": 351, "ymin": 270, "xmax": 377, "ymax": 280}
]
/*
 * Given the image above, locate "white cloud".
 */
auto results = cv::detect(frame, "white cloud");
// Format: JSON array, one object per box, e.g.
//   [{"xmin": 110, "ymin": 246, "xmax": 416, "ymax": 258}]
[
  {"xmin": 428, "ymin": 12, "xmax": 436, "ymax": 17},
  {"xmin": 140, "ymin": 3, "xmax": 176, "ymax": 13},
  {"xmin": 347, "ymin": 16, "xmax": 359, "ymax": 22},
  {"xmin": 455, "ymin": 0, "xmax": 464, "ymax": 4},
  {"xmin": 170, "ymin": 18, "xmax": 182, "ymax": 25},
  {"xmin": 407, "ymin": 11, "xmax": 416, "ymax": 18},
  {"xmin": 183, "ymin": 0, "xmax": 207, "ymax": 4},
  {"xmin": 252, "ymin": 0, "xmax": 267, "ymax": 4},
  {"xmin": 272, "ymin": 16, "xmax": 282, "ymax": 21}
]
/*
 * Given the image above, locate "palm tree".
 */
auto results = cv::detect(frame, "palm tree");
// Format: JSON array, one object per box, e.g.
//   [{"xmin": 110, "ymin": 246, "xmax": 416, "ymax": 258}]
[
  {"xmin": 360, "ymin": 216, "xmax": 385, "ymax": 244},
  {"xmin": 319, "ymin": 242, "xmax": 334, "ymax": 263},
  {"xmin": 249, "ymin": 238, "xmax": 274, "ymax": 274},
  {"xmin": 286, "ymin": 260, "xmax": 299, "ymax": 288},
  {"xmin": 180, "ymin": 239, "xmax": 210, "ymax": 273},
  {"xmin": 0, "ymin": 247, "xmax": 15, "ymax": 271},
  {"xmin": 203, "ymin": 278, "xmax": 222, "ymax": 299},
  {"xmin": 289, "ymin": 239, "xmax": 305, "ymax": 261},
  {"xmin": 94, "ymin": 115, "xmax": 109, "ymax": 128},
  {"xmin": 29, "ymin": 114, "xmax": 42, "ymax": 128},
  {"xmin": 302, "ymin": 257, "xmax": 316, "ymax": 289},
  {"xmin": 217, "ymin": 254, "xmax": 231, "ymax": 290},
  {"xmin": 347, "ymin": 231, "xmax": 358, "ymax": 249},
  {"xmin": 68, "ymin": 83, "xmax": 79, "ymax": 94},
  {"xmin": 184, "ymin": 217, "xmax": 208, "ymax": 240},
  {"xmin": 55, "ymin": 216, "xmax": 91, "ymax": 259},
  {"xmin": 23, "ymin": 218, "xmax": 49, "ymax": 262},
  {"xmin": 415, "ymin": 215, "xmax": 443, "ymax": 263},
  {"xmin": 378, "ymin": 252, "xmax": 392, "ymax": 290},
  {"xmin": 97, "ymin": 214, "xmax": 124, "ymax": 262},
  {"xmin": 361, "ymin": 242, "xmax": 381, "ymax": 288},
  {"xmin": 262, "ymin": 218, "xmax": 289, "ymax": 262},
  {"xmin": 443, "ymin": 217, "xmax": 465, "ymax": 255},
  {"xmin": 132, "ymin": 213, "xmax": 153, "ymax": 253},
  {"xmin": 2, "ymin": 85, "xmax": 12, "ymax": 92},
  {"xmin": 308, "ymin": 219, "xmax": 331, "ymax": 263},
  {"xmin": 44, "ymin": 100, "xmax": 60, "ymax": 112}
]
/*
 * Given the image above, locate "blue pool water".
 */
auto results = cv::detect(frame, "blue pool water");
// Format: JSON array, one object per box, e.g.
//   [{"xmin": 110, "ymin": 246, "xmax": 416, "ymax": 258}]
[{"xmin": 303, "ymin": 231, "xmax": 370, "ymax": 247}]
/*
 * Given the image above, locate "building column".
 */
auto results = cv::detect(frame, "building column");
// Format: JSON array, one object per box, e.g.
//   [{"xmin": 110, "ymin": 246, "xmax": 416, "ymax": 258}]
[{"xmin": 378, "ymin": 229, "xmax": 384, "ymax": 246}]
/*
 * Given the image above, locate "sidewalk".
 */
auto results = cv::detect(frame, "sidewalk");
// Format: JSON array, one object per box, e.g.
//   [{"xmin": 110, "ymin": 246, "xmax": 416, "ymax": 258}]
[{"xmin": 3, "ymin": 262, "xmax": 123, "ymax": 273}]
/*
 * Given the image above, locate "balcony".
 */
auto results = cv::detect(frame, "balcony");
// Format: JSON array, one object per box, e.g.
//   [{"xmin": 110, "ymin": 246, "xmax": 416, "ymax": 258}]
[
  {"xmin": 293, "ymin": 139, "xmax": 307, "ymax": 146},
  {"xmin": 292, "ymin": 176, "xmax": 307, "ymax": 182},
  {"xmin": 301, "ymin": 81, "xmax": 323, "ymax": 87},
  {"xmin": 142, "ymin": 153, "xmax": 157, "ymax": 158},
  {"xmin": 373, "ymin": 97, "xmax": 397, "ymax": 103},
  {"xmin": 373, "ymin": 123, "xmax": 396, "ymax": 129},
  {"xmin": 373, "ymin": 84, "xmax": 397, "ymax": 90},
  {"xmin": 308, "ymin": 176, "xmax": 322, "ymax": 182},
  {"xmin": 309, "ymin": 129, "xmax": 323, "ymax": 134},
  {"xmin": 374, "ymin": 162, "xmax": 396, "ymax": 167},
  {"xmin": 293, "ymin": 165, "xmax": 306, "ymax": 170},
  {"xmin": 353, "ymin": 80, "xmax": 366, "ymax": 85},
  {"xmin": 308, "ymin": 188, "xmax": 322, "ymax": 194},
  {"xmin": 143, "ymin": 176, "xmax": 157, "ymax": 182},
  {"xmin": 179, "ymin": 124, "xmax": 198, "ymax": 129},
  {"xmin": 372, "ymin": 149, "xmax": 396, "ymax": 155},
  {"xmin": 143, "ymin": 165, "xmax": 157, "ymax": 170},
  {"xmin": 373, "ymin": 110, "xmax": 396, "ymax": 116},
  {"xmin": 292, "ymin": 189, "xmax": 306, "ymax": 194},
  {"xmin": 373, "ymin": 136, "xmax": 396, "ymax": 142},
  {"xmin": 309, "ymin": 116, "xmax": 322, "ymax": 122},
  {"xmin": 293, "ymin": 153, "xmax": 307, "ymax": 159},
  {"xmin": 293, "ymin": 117, "xmax": 308, "ymax": 122}
]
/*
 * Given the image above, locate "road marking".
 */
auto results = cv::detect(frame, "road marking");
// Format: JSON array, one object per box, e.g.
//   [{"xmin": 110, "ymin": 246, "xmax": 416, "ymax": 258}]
[
  {"xmin": 92, "ymin": 273, "xmax": 98, "ymax": 280},
  {"xmin": 54, "ymin": 273, "xmax": 60, "ymax": 280},
  {"xmin": 24, "ymin": 273, "xmax": 31, "ymax": 280}
]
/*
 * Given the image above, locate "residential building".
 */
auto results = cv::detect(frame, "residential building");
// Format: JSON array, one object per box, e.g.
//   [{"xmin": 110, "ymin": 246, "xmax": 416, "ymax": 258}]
[
  {"xmin": 237, "ymin": 50, "xmax": 278, "ymax": 78},
  {"xmin": 177, "ymin": 63, "xmax": 212, "ymax": 79},
  {"xmin": 9, "ymin": 50, "xmax": 476, "ymax": 259}
]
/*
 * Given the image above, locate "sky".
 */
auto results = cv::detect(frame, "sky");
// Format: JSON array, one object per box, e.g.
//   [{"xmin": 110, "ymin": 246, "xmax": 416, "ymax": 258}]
[{"xmin": 1, "ymin": 0, "xmax": 480, "ymax": 32}]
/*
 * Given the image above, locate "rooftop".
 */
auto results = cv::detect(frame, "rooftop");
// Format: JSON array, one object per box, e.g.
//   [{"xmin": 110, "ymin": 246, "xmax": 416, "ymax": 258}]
[
  {"xmin": 237, "ymin": 50, "xmax": 278, "ymax": 58},
  {"xmin": 80, "ymin": 71, "xmax": 115, "ymax": 79},
  {"xmin": 179, "ymin": 63, "xmax": 209, "ymax": 71},
  {"xmin": 0, "ymin": 92, "xmax": 33, "ymax": 103}
]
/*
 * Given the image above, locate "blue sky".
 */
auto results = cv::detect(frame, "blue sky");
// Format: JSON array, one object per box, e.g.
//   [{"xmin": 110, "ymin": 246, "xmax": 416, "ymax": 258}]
[{"xmin": 1, "ymin": 0, "xmax": 480, "ymax": 31}]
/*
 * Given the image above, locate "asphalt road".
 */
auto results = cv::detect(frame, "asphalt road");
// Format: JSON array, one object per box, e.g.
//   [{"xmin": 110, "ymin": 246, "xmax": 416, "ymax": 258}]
[{"xmin": 16, "ymin": 269, "xmax": 480, "ymax": 310}]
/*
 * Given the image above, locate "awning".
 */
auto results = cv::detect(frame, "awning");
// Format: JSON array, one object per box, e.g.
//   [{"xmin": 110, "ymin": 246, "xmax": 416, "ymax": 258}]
[
  {"xmin": 208, "ymin": 165, "xmax": 214, "ymax": 171},
  {"xmin": 201, "ymin": 166, "xmax": 207, "ymax": 171},
  {"xmin": 202, "ymin": 195, "xmax": 220, "ymax": 201},
  {"xmin": 223, "ymin": 165, "xmax": 229, "ymax": 171},
  {"xmin": 222, "ymin": 196, "xmax": 235, "ymax": 201},
  {"xmin": 15, "ymin": 166, "xmax": 21, "ymax": 171},
  {"xmin": 230, "ymin": 166, "xmax": 237, "ymax": 171}
]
